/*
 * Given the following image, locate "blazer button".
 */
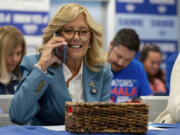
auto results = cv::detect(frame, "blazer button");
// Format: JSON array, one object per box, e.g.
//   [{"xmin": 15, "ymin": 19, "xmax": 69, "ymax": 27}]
[{"xmin": 91, "ymin": 88, "xmax": 97, "ymax": 95}]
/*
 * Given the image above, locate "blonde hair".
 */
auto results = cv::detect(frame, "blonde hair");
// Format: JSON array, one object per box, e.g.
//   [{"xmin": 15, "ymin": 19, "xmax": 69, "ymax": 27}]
[
  {"xmin": 43, "ymin": 3, "xmax": 106, "ymax": 72},
  {"xmin": 0, "ymin": 26, "xmax": 26, "ymax": 80}
]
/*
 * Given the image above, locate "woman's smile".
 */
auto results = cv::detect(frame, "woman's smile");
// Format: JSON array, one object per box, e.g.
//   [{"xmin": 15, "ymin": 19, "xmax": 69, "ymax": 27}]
[{"xmin": 68, "ymin": 44, "xmax": 82, "ymax": 49}]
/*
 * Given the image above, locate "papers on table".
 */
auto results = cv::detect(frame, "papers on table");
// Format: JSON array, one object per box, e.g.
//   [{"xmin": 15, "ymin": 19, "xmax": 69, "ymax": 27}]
[
  {"xmin": 43, "ymin": 125, "xmax": 65, "ymax": 131},
  {"xmin": 43, "ymin": 123, "xmax": 176, "ymax": 131},
  {"xmin": 148, "ymin": 122, "xmax": 176, "ymax": 131},
  {"xmin": 148, "ymin": 125, "xmax": 167, "ymax": 131}
]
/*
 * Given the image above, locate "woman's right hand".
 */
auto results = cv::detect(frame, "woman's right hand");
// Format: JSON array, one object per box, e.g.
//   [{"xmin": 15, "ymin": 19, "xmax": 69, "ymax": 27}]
[{"xmin": 37, "ymin": 34, "xmax": 67, "ymax": 72}]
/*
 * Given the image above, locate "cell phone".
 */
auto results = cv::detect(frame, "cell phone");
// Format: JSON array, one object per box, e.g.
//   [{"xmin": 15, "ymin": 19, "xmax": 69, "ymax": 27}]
[{"xmin": 54, "ymin": 32, "xmax": 67, "ymax": 63}]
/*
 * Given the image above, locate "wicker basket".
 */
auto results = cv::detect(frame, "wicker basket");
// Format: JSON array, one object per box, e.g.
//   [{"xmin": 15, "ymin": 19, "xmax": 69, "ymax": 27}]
[{"xmin": 65, "ymin": 102, "xmax": 149, "ymax": 133}]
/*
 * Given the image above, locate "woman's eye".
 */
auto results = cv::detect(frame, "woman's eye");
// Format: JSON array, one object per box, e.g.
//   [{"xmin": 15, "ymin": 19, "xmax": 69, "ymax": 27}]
[
  {"xmin": 64, "ymin": 29, "xmax": 73, "ymax": 33},
  {"xmin": 80, "ymin": 30, "xmax": 88, "ymax": 34}
]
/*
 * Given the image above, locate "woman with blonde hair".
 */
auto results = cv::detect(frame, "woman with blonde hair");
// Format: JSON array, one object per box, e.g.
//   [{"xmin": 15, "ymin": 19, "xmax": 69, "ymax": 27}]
[
  {"xmin": 0, "ymin": 26, "xmax": 26, "ymax": 94},
  {"xmin": 10, "ymin": 3, "xmax": 112, "ymax": 125}
]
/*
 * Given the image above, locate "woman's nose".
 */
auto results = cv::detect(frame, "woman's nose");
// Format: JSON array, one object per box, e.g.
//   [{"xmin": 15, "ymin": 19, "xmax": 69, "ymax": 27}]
[{"xmin": 73, "ymin": 31, "xmax": 80, "ymax": 40}]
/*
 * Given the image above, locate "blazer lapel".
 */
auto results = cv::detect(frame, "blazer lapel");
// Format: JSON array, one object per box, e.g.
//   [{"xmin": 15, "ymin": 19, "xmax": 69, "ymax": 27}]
[
  {"xmin": 47, "ymin": 65, "xmax": 72, "ymax": 105},
  {"xmin": 82, "ymin": 63, "xmax": 99, "ymax": 102}
]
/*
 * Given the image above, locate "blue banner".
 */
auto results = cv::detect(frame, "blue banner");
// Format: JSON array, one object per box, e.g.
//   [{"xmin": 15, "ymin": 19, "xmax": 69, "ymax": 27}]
[
  {"xmin": 0, "ymin": 0, "xmax": 50, "ymax": 54},
  {"xmin": 0, "ymin": 10, "xmax": 48, "ymax": 35},
  {"xmin": 116, "ymin": 0, "xmax": 177, "ymax": 15},
  {"xmin": 115, "ymin": 0, "xmax": 178, "ymax": 69}
]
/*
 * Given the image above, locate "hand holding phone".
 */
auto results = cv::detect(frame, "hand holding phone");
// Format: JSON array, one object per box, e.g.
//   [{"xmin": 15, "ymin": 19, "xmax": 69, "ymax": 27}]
[
  {"xmin": 55, "ymin": 45, "xmax": 67, "ymax": 63},
  {"xmin": 54, "ymin": 32, "xmax": 67, "ymax": 63}
]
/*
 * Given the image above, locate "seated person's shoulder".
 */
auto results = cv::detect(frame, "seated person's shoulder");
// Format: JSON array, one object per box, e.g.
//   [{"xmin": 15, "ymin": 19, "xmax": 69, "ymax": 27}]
[
  {"xmin": 104, "ymin": 63, "xmax": 111, "ymax": 70},
  {"xmin": 98, "ymin": 63, "xmax": 112, "ymax": 76},
  {"xmin": 20, "ymin": 54, "xmax": 40, "ymax": 70},
  {"xmin": 131, "ymin": 59, "xmax": 143, "ymax": 68},
  {"xmin": 103, "ymin": 63, "xmax": 112, "ymax": 72},
  {"xmin": 167, "ymin": 53, "xmax": 178, "ymax": 64},
  {"xmin": 129, "ymin": 59, "xmax": 146, "ymax": 74}
]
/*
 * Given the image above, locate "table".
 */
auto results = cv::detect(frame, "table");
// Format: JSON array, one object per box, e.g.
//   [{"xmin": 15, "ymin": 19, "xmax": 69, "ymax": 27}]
[{"xmin": 0, "ymin": 123, "xmax": 180, "ymax": 135}]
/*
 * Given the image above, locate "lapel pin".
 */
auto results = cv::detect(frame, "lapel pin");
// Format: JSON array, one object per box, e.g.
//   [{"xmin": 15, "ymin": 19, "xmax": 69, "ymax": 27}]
[
  {"xmin": 89, "ymin": 80, "xmax": 95, "ymax": 88},
  {"xmin": 89, "ymin": 80, "xmax": 97, "ymax": 95},
  {"xmin": 91, "ymin": 88, "xmax": 97, "ymax": 95}
]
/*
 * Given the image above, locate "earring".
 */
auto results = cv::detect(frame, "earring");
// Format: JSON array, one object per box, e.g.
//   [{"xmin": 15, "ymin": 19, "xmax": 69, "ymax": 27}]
[{"xmin": 88, "ymin": 46, "xmax": 91, "ymax": 49}]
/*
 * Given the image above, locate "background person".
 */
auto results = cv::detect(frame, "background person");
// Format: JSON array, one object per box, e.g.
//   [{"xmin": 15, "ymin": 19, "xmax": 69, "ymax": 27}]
[
  {"xmin": 140, "ymin": 44, "xmax": 166, "ymax": 95},
  {"xmin": 10, "ymin": 3, "xmax": 112, "ymax": 126},
  {"xmin": 0, "ymin": 26, "xmax": 26, "ymax": 94},
  {"xmin": 165, "ymin": 52, "xmax": 178, "ymax": 95},
  {"xmin": 154, "ymin": 53, "xmax": 180, "ymax": 123},
  {"xmin": 107, "ymin": 28, "xmax": 152, "ymax": 103}
]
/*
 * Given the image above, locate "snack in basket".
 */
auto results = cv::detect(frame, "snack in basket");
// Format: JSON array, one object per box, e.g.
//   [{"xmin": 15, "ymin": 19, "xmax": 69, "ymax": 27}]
[{"xmin": 65, "ymin": 102, "xmax": 149, "ymax": 133}]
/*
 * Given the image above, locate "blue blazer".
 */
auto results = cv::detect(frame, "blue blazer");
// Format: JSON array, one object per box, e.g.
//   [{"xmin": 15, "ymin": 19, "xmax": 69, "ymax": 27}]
[{"xmin": 9, "ymin": 55, "xmax": 112, "ymax": 125}]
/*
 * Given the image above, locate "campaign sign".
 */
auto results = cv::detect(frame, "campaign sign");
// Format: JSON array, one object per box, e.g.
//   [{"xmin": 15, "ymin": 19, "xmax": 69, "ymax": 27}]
[
  {"xmin": 0, "ymin": 0, "xmax": 50, "ymax": 54},
  {"xmin": 0, "ymin": 10, "xmax": 48, "ymax": 35},
  {"xmin": 115, "ymin": 0, "xmax": 178, "ymax": 70}
]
